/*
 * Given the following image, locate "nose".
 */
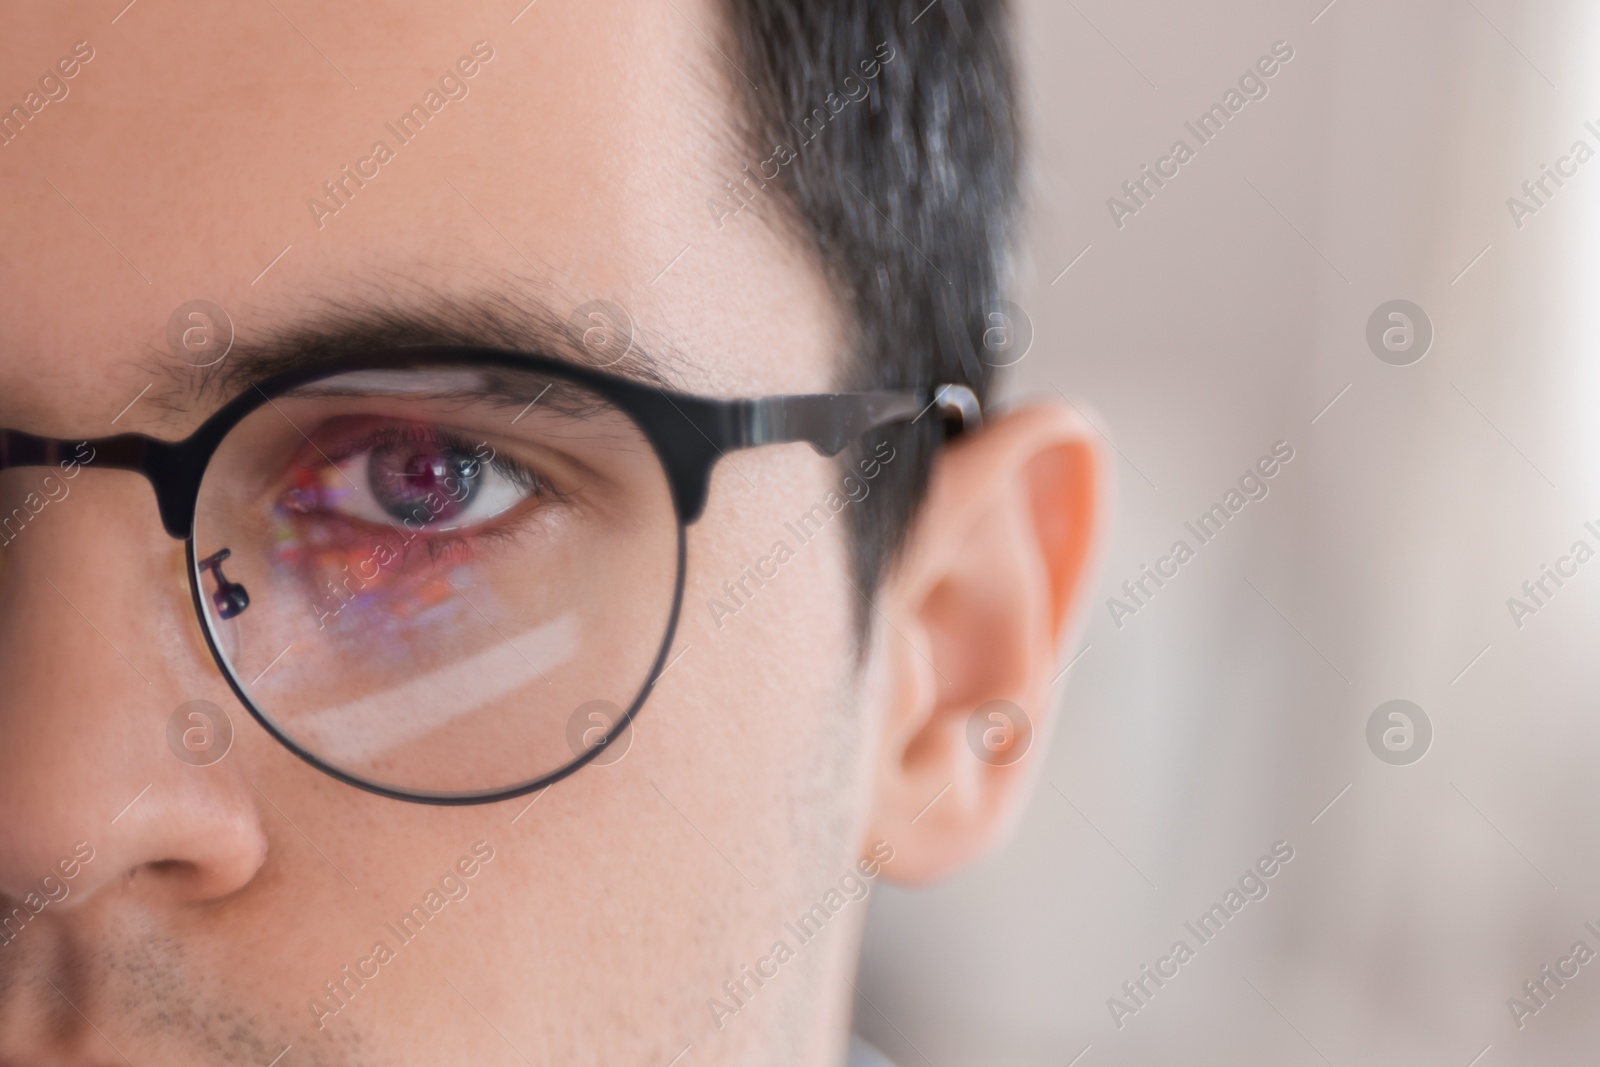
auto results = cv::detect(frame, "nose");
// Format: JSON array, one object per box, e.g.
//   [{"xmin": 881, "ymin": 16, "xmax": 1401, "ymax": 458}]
[{"xmin": 0, "ymin": 471, "xmax": 267, "ymax": 908}]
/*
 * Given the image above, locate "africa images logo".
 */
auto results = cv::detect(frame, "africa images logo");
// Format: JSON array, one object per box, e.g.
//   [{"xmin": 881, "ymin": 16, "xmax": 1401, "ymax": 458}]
[
  {"xmin": 309, "ymin": 841, "xmax": 496, "ymax": 1030},
  {"xmin": 1106, "ymin": 441, "xmax": 1295, "ymax": 629},
  {"xmin": 0, "ymin": 40, "xmax": 95, "ymax": 148},
  {"xmin": 306, "ymin": 41, "xmax": 495, "ymax": 230},
  {"xmin": 706, "ymin": 41, "xmax": 896, "ymax": 230},
  {"xmin": 1106, "ymin": 841, "xmax": 1295, "ymax": 1029},
  {"xmin": 1104, "ymin": 39, "xmax": 1295, "ymax": 230}
]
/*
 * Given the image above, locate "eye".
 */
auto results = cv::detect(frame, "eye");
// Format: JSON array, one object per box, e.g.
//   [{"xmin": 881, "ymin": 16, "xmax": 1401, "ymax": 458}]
[{"xmin": 284, "ymin": 425, "xmax": 537, "ymax": 533}]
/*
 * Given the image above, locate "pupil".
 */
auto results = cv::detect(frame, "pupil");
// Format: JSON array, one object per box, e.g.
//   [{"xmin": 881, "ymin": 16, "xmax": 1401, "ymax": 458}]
[{"xmin": 370, "ymin": 441, "xmax": 481, "ymax": 526}]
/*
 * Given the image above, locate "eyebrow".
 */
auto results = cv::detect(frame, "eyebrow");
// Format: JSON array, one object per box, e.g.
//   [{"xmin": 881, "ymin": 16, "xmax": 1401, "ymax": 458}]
[{"xmin": 152, "ymin": 286, "xmax": 693, "ymax": 418}]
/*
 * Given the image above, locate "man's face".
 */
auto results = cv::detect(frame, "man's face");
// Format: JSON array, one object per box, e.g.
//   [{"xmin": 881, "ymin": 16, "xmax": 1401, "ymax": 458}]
[{"xmin": 0, "ymin": 2, "xmax": 885, "ymax": 1063}]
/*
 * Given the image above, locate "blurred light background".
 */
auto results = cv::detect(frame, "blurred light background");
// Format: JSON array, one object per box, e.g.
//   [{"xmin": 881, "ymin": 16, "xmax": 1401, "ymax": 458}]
[{"xmin": 855, "ymin": 0, "xmax": 1600, "ymax": 1062}]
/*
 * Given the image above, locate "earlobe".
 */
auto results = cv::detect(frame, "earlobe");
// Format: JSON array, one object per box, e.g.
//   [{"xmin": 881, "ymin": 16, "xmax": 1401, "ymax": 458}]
[{"xmin": 862, "ymin": 402, "xmax": 1104, "ymax": 885}]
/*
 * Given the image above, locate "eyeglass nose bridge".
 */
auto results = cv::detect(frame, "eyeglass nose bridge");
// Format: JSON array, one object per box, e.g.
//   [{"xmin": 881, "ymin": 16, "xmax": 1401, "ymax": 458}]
[{"xmin": 0, "ymin": 431, "xmax": 210, "ymax": 540}]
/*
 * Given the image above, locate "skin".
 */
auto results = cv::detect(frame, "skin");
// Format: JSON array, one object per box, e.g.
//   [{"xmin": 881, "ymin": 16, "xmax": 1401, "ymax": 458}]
[{"xmin": 0, "ymin": 2, "xmax": 1103, "ymax": 1065}]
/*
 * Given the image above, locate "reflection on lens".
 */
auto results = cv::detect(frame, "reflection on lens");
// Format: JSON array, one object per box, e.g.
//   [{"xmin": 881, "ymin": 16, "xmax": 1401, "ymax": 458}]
[{"xmin": 193, "ymin": 363, "xmax": 679, "ymax": 798}]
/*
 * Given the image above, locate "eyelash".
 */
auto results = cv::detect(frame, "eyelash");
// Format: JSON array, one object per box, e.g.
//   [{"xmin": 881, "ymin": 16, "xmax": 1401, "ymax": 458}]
[{"xmin": 288, "ymin": 421, "xmax": 558, "ymax": 550}]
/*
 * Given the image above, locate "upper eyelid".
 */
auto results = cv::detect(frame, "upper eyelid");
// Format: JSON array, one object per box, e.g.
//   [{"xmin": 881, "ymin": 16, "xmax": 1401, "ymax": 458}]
[
  {"xmin": 314, "ymin": 422, "xmax": 491, "ymax": 463},
  {"xmin": 304, "ymin": 423, "xmax": 549, "ymax": 509},
  {"xmin": 310, "ymin": 403, "xmax": 623, "ymax": 501}
]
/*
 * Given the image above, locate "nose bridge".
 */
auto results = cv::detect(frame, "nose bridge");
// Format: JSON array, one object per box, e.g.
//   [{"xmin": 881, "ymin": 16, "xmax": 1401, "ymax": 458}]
[
  {"xmin": 0, "ymin": 474, "xmax": 267, "ymax": 906},
  {"xmin": 0, "ymin": 430, "xmax": 199, "ymax": 538}
]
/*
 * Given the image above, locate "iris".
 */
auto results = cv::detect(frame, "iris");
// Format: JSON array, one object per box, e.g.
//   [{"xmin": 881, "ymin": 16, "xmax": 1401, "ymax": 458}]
[{"xmin": 368, "ymin": 439, "xmax": 482, "ymax": 527}]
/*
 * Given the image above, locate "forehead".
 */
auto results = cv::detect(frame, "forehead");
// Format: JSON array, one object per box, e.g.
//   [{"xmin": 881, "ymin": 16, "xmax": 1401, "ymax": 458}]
[{"xmin": 0, "ymin": 0, "xmax": 839, "ymax": 435}]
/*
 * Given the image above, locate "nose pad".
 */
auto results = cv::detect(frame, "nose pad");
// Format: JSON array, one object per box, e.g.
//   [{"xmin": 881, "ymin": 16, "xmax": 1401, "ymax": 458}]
[{"xmin": 198, "ymin": 547, "xmax": 250, "ymax": 620}]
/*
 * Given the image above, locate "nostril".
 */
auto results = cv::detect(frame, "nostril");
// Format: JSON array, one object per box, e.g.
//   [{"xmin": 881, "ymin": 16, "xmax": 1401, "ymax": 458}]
[{"xmin": 139, "ymin": 858, "xmax": 198, "ymax": 891}]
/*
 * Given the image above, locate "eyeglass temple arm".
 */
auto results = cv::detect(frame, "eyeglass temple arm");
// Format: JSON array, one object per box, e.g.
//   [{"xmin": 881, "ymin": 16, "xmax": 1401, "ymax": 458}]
[
  {"xmin": 740, "ymin": 383, "xmax": 981, "ymax": 456},
  {"xmin": 660, "ymin": 383, "xmax": 980, "ymax": 524}
]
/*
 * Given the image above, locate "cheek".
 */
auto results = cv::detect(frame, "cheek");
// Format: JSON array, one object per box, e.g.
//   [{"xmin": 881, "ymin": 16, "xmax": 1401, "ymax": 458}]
[
  {"xmin": 681, "ymin": 451, "xmax": 870, "ymax": 890},
  {"xmin": 462, "ymin": 445, "xmax": 869, "ymax": 1036},
  {"xmin": 675, "ymin": 448, "xmax": 861, "ymax": 817},
  {"xmin": 458, "ymin": 583, "xmax": 864, "ymax": 1055}
]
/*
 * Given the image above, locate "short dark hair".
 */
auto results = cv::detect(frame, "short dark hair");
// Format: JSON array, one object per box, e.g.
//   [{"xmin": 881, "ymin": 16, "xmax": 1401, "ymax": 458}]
[{"xmin": 720, "ymin": 0, "xmax": 1022, "ymax": 603}]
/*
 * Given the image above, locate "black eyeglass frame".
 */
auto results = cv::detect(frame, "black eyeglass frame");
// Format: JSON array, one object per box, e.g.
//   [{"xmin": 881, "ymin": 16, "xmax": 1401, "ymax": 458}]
[{"xmin": 0, "ymin": 346, "xmax": 981, "ymax": 805}]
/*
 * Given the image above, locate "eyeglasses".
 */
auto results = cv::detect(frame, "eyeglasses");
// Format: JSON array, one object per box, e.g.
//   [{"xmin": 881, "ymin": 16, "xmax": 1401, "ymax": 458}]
[{"xmin": 0, "ymin": 348, "xmax": 979, "ymax": 805}]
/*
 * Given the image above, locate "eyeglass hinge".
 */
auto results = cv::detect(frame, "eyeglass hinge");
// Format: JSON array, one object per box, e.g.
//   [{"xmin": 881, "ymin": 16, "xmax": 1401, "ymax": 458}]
[{"xmin": 932, "ymin": 384, "xmax": 982, "ymax": 437}]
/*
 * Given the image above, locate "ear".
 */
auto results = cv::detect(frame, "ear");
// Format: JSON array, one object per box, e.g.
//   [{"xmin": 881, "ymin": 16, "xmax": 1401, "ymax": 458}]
[{"xmin": 863, "ymin": 401, "xmax": 1104, "ymax": 885}]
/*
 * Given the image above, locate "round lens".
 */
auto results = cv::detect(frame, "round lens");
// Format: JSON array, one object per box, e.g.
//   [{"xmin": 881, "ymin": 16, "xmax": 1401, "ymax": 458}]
[{"xmin": 191, "ymin": 362, "xmax": 681, "ymax": 799}]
